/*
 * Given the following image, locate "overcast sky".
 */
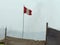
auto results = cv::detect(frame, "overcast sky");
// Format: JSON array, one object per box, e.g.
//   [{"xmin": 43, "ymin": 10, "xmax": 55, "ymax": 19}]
[
  {"xmin": 0, "ymin": 0, "xmax": 60, "ymax": 40},
  {"xmin": 47, "ymin": 0, "xmax": 60, "ymax": 30},
  {"xmin": 0, "ymin": 0, "xmax": 48, "ymax": 32},
  {"xmin": 0, "ymin": 0, "xmax": 48, "ymax": 40}
]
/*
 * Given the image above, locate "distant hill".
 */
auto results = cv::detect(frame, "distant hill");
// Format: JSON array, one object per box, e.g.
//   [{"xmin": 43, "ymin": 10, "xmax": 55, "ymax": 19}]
[
  {"xmin": 0, "ymin": 28, "xmax": 46, "ymax": 40},
  {"xmin": 7, "ymin": 30, "xmax": 46, "ymax": 40}
]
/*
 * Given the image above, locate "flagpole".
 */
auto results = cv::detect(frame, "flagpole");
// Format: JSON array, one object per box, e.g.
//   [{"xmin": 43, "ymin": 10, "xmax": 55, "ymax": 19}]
[
  {"xmin": 22, "ymin": 6, "xmax": 32, "ymax": 39},
  {"xmin": 22, "ymin": 6, "xmax": 24, "ymax": 39}
]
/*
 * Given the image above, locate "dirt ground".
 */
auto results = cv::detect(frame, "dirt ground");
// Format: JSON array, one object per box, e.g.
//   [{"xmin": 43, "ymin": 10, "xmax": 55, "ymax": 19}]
[{"xmin": 4, "ymin": 36, "xmax": 46, "ymax": 45}]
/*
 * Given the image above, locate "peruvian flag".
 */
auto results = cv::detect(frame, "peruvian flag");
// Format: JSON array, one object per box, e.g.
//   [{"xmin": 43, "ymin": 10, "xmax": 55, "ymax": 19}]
[{"xmin": 24, "ymin": 6, "xmax": 32, "ymax": 15}]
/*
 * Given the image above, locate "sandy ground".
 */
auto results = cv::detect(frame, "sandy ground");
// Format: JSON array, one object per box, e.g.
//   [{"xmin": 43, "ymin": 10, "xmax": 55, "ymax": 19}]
[{"xmin": 3, "ymin": 36, "xmax": 46, "ymax": 45}]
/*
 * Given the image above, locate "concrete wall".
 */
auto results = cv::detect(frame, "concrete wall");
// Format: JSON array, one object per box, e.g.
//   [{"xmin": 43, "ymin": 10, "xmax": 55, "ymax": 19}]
[{"xmin": 46, "ymin": 28, "xmax": 60, "ymax": 45}]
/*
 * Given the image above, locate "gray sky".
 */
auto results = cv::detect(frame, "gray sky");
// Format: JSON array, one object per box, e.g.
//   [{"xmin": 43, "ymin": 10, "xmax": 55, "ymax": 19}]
[
  {"xmin": 0, "ymin": 0, "xmax": 60, "ymax": 40},
  {"xmin": 0, "ymin": 0, "xmax": 47, "ymax": 32},
  {"xmin": 0, "ymin": 0, "xmax": 48, "ymax": 40},
  {"xmin": 48, "ymin": 0, "xmax": 60, "ymax": 30}
]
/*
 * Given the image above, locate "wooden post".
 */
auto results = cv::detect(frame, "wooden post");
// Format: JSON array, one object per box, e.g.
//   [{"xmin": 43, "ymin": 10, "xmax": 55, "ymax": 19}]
[
  {"xmin": 45, "ymin": 22, "xmax": 48, "ymax": 45},
  {"xmin": 4, "ymin": 27, "xmax": 7, "ymax": 45}
]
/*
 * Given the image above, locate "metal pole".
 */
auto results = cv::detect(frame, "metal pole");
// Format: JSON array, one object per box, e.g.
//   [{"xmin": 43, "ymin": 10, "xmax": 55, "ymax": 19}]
[{"xmin": 22, "ymin": 6, "xmax": 24, "ymax": 39}]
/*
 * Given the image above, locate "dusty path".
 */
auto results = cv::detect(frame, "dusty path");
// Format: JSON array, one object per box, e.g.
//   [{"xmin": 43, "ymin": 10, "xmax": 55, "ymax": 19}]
[{"xmin": 4, "ymin": 36, "xmax": 45, "ymax": 45}]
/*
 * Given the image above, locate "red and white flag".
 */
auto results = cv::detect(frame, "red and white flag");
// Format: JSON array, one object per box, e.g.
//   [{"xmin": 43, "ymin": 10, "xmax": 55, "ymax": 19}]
[{"xmin": 24, "ymin": 6, "xmax": 32, "ymax": 15}]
